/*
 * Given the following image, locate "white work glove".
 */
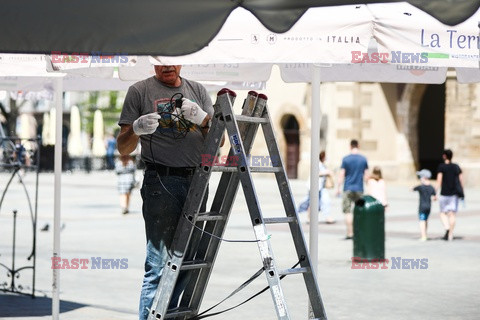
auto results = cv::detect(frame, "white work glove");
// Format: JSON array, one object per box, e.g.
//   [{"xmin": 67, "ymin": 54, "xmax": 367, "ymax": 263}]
[
  {"xmin": 181, "ymin": 98, "xmax": 208, "ymax": 126},
  {"xmin": 132, "ymin": 112, "xmax": 161, "ymax": 135}
]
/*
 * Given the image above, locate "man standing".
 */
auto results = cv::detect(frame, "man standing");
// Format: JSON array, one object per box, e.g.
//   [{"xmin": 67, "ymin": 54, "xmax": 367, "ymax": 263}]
[
  {"xmin": 336, "ymin": 139, "xmax": 369, "ymax": 239},
  {"xmin": 436, "ymin": 149, "xmax": 464, "ymax": 241},
  {"xmin": 117, "ymin": 65, "xmax": 213, "ymax": 320}
]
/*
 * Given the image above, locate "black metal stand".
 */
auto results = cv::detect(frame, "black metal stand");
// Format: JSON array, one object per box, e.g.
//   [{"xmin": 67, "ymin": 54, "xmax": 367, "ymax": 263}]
[{"xmin": 0, "ymin": 136, "xmax": 40, "ymax": 298}]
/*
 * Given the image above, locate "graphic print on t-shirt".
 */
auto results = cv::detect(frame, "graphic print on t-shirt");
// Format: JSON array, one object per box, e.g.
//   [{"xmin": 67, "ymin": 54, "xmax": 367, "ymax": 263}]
[{"xmin": 154, "ymin": 98, "xmax": 197, "ymax": 139}]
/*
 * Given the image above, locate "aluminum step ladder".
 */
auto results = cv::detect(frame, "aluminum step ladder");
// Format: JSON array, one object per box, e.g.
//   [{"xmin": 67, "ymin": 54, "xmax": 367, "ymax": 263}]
[{"xmin": 147, "ymin": 89, "xmax": 327, "ymax": 320}]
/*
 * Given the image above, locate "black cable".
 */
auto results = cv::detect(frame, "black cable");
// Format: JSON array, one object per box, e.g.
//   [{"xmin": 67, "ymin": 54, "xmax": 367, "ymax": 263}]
[
  {"xmin": 182, "ymin": 212, "xmax": 267, "ymax": 243},
  {"xmin": 155, "ymin": 92, "xmax": 188, "ymax": 140},
  {"xmin": 189, "ymin": 258, "xmax": 304, "ymax": 319},
  {"xmin": 169, "ymin": 92, "xmax": 183, "ymax": 111}
]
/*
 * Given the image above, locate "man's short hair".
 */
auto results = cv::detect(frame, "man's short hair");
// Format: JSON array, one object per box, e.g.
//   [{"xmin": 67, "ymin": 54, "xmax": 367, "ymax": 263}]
[
  {"xmin": 443, "ymin": 149, "xmax": 453, "ymax": 160},
  {"xmin": 350, "ymin": 139, "xmax": 359, "ymax": 148}
]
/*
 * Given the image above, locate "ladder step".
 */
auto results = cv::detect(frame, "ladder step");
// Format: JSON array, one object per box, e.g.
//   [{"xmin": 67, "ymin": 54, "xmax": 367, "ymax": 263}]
[
  {"xmin": 212, "ymin": 166, "xmax": 282, "ymax": 173},
  {"xmin": 235, "ymin": 115, "xmax": 269, "ymax": 123},
  {"xmin": 196, "ymin": 211, "xmax": 225, "ymax": 221},
  {"xmin": 165, "ymin": 307, "xmax": 195, "ymax": 318},
  {"xmin": 263, "ymin": 217, "xmax": 296, "ymax": 224},
  {"xmin": 180, "ymin": 260, "xmax": 211, "ymax": 271},
  {"xmin": 278, "ymin": 267, "xmax": 309, "ymax": 276}
]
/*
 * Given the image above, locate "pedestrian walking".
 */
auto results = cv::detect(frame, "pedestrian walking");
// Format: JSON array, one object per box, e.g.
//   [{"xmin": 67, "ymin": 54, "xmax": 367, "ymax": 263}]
[
  {"xmin": 298, "ymin": 151, "xmax": 335, "ymax": 224},
  {"xmin": 13, "ymin": 139, "xmax": 30, "ymax": 181},
  {"xmin": 366, "ymin": 166, "xmax": 388, "ymax": 207},
  {"xmin": 413, "ymin": 169, "xmax": 437, "ymax": 241},
  {"xmin": 115, "ymin": 154, "xmax": 137, "ymax": 215},
  {"xmin": 436, "ymin": 149, "xmax": 464, "ymax": 241},
  {"xmin": 336, "ymin": 139, "xmax": 369, "ymax": 239}
]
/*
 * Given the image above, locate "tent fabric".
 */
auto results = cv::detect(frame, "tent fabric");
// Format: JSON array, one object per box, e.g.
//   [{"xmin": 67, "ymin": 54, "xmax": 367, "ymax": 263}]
[
  {"xmin": 154, "ymin": 3, "xmax": 480, "ymax": 68},
  {"xmin": 1, "ymin": 0, "xmax": 479, "ymax": 56},
  {"xmin": 42, "ymin": 1, "xmax": 480, "ymax": 85}
]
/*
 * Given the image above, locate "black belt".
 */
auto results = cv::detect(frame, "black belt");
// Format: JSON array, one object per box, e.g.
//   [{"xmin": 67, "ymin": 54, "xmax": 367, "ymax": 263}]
[{"xmin": 144, "ymin": 162, "xmax": 196, "ymax": 177}]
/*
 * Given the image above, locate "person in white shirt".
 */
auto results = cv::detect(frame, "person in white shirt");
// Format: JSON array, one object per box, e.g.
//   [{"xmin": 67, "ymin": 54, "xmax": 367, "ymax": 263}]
[{"xmin": 366, "ymin": 166, "xmax": 388, "ymax": 207}]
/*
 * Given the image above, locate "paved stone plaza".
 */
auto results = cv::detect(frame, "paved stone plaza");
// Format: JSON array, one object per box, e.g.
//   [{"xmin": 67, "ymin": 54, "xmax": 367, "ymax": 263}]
[{"xmin": 0, "ymin": 170, "xmax": 479, "ymax": 319}]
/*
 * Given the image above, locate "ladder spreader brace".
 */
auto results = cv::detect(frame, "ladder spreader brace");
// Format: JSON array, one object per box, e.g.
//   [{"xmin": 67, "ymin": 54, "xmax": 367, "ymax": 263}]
[{"xmin": 147, "ymin": 89, "xmax": 327, "ymax": 320}]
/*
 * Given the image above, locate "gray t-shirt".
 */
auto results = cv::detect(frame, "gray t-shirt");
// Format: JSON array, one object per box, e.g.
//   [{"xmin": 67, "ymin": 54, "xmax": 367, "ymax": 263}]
[{"xmin": 118, "ymin": 76, "xmax": 214, "ymax": 167}]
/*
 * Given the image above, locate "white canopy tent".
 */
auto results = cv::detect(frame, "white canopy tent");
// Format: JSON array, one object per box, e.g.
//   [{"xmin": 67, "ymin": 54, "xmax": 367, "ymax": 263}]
[{"xmin": 152, "ymin": 3, "xmax": 479, "ymax": 74}]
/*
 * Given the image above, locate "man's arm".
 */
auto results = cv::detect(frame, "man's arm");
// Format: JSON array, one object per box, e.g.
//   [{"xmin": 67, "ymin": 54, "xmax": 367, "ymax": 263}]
[
  {"xmin": 183, "ymin": 99, "xmax": 225, "ymax": 147},
  {"xmin": 220, "ymin": 134, "xmax": 225, "ymax": 147},
  {"xmin": 435, "ymin": 172, "xmax": 443, "ymax": 194},
  {"xmin": 199, "ymin": 114, "xmax": 225, "ymax": 147},
  {"xmin": 117, "ymin": 124, "xmax": 139, "ymax": 155},
  {"xmin": 199, "ymin": 114, "xmax": 210, "ymax": 128},
  {"xmin": 117, "ymin": 112, "xmax": 161, "ymax": 155},
  {"xmin": 336, "ymin": 168, "xmax": 345, "ymax": 196},
  {"xmin": 363, "ymin": 168, "xmax": 370, "ymax": 182},
  {"xmin": 199, "ymin": 114, "xmax": 211, "ymax": 138}
]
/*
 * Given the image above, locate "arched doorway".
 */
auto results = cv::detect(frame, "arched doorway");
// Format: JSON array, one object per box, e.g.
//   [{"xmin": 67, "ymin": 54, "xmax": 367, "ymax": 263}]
[
  {"xmin": 282, "ymin": 115, "xmax": 300, "ymax": 179},
  {"xmin": 418, "ymin": 83, "xmax": 445, "ymax": 177}
]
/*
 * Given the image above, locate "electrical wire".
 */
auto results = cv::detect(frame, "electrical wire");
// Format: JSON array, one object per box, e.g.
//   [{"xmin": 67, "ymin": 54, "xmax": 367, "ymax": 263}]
[{"xmin": 189, "ymin": 258, "xmax": 304, "ymax": 319}]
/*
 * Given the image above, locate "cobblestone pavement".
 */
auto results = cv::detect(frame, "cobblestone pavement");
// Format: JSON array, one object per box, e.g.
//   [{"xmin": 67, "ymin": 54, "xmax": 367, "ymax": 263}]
[{"xmin": 0, "ymin": 171, "xmax": 479, "ymax": 319}]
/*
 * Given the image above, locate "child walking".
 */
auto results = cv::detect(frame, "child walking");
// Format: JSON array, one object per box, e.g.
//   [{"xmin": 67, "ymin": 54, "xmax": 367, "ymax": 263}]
[{"xmin": 413, "ymin": 169, "xmax": 437, "ymax": 241}]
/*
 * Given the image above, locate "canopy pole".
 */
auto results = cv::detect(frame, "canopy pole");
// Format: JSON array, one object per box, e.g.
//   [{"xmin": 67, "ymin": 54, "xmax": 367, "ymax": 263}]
[
  {"xmin": 309, "ymin": 65, "xmax": 321, "ymax": 292},
  {"xmin": 52, "ymin": 77, "xmax": 63, "ymax": 320}
]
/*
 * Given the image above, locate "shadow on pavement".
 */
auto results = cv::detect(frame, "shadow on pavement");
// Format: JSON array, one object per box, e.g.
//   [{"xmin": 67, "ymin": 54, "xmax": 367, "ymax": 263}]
[
  {"xmin": 429, "ymin": 236, "xmax": 464, "ymax": 241},
  {"xmin": 0, "ymin": 293, "xmax": 87, "ymax": 317}
]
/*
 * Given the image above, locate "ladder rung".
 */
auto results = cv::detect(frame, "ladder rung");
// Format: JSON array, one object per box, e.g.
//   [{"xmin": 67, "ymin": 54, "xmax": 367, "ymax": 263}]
[
  {"xmin": 180, "ymin": 260, "xmax": 211, "ymax": 271},
  {"xmin": 263, "ymin": 217, "xmax": 296, "ymax": 224},
  {"xmin": 235, "ymin": 115, "xmax": 269, "ymax": 123},
  {"xmin": 196, "ymin": 211, "xmax": 225, "ymax": 221},
  {"xmin": 211, "ymin": 166, "xmax": 236, "ymax": 172},
  {"xmin": 278, "ymin": 267, "xmax": 309, "ymax": 276},
  {"xmin": 165, "ymin": 307, "xmax": 195, "ymax": 318},
  {"xmin": 250, "ymin": 167, "xmax": 282, "ymax": 173},
  {"xmin": 212, "ymin": 166, "xmax": 282, "ymax": 173}
]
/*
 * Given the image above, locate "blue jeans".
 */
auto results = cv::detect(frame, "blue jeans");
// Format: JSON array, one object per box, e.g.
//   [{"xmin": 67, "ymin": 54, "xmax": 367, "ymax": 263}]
[
  {"xmin": 298, "ymin": 190, "xmax": 322, "ymax": 212},
  {"xmin": 139, "ymin": 170, "xmax": 206, "ymax": 320}
]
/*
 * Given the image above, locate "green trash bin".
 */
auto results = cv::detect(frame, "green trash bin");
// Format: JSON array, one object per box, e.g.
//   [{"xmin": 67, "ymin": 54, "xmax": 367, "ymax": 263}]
[{"xmin": 353, "ymin": 195, "xmax": 385, "ymax": 261}]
